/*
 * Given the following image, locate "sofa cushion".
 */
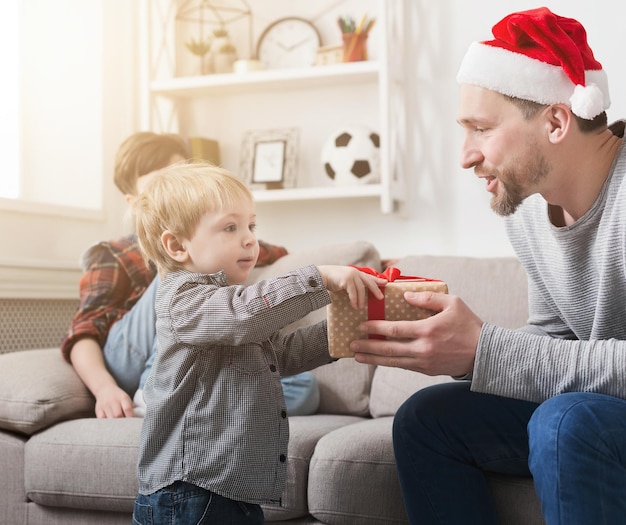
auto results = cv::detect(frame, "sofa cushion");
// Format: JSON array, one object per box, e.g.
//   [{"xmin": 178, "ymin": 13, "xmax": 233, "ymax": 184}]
[
  {"xmin": 0, "ymin": 348, "xmax": 95, "ymax": 435},
  {"xmin": 393, "ymin": 255, "xmax": 528, "ymax": 329},
  {"xmin": 262, "ymin": 414, "xmax": 365, "ymax": 521},
  {"xmin": 308, "ymin": 417, "xmax": 408, "ymax": 524},
  {"xmin": 313, "ymin": 360, "xmax": 375, "ymax": 417},
  {"xmin": 24, "ymin": 417, "xmax": 142, "ymax": 512},
  {"xmin": 0, "ymin": 430, "xmax": 27, "ymax": 525},
  {"xmin": 369, "ymin": 367, "xmax": 453, "ymax": 417},
  {"xmin": 487, "ymin": 473, "xmax": 544, "ymax": 525}
]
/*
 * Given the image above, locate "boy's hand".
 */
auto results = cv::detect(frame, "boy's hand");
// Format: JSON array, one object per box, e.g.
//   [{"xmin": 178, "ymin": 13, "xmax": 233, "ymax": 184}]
[
  {"xmin": 94, "ymin": 383, "xmax": 137, "ymax": 418},
  {"xmin": 317, "ymin": 265, "xmax": 386, "ymax": 309}
]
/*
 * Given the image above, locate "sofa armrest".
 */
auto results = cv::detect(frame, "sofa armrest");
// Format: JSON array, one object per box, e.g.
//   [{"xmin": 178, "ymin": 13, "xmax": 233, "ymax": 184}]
[{"xmin": 0, "ymin": 348, "xmax": 95, "ymax": 436}]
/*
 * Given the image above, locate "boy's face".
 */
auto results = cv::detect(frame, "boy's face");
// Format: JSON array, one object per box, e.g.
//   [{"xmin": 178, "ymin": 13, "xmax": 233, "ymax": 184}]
[{"xmin": 182, "ymin": 198, "xmax": 259, "ymax": 284}]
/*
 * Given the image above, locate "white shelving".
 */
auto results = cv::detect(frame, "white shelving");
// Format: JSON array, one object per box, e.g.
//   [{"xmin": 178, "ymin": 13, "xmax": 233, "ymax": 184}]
[
  {"xmin": 151, "ymin": 60, "xmax": 380, "ymax": 97},
  {"xmin": 253, "ymin": 183, "xmax": 383, "ymax": 203},
  {"xmin": 140, "ymin": 0, "xmax": 408, "ymax": 214}
]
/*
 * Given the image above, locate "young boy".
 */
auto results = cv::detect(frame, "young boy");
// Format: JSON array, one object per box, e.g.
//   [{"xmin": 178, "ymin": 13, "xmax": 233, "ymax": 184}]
[
  {"xmin": 61, "ymin": 132, "xmax": 305, "ymax": 419},
  {"xmin": 131, "ymin": 163, "xmax": 386, "ymax": 524}
]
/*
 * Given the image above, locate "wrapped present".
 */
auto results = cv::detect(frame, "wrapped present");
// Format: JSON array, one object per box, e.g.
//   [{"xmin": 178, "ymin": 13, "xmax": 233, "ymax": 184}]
[{"xmin": 327, "ymin": 267, "xmax": 448, "ymax": 358}]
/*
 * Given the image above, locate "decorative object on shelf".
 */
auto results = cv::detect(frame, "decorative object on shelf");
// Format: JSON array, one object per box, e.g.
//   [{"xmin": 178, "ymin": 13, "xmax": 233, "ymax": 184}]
[
  {"xmin": 184, "ymin": 37, "xmax": 213, "ymax": 74},
  {"xmin": 210, "ymin": 28, "xmax": 237, "ymax": 73},
  {"xmin": 315, "ymin": 44, "xmax": 343, "ymax": 66},
  {"xmin": 188, "ymin": 136, "xmax": 221, "ymax": 166},
  {"xmin": 233, "ymin": 58, "xmax": 264, "ymax": 73},
  {"xmin": 337, "ymin": 14, "xmax": 376, "ymax": 62},
  {"xmin": 321, "ymin": 125, "xmax": 380, "ymax": 186},
  {"xmin": 176, "ymin": 0, "xmax": 253, "ymax": 75},
  {"xmin": 257, "ymin": 17, "xmax": 322, "ymax": 69},
  {"xmin": 240, "ymin": 128, "xmax": 299, "ymax": 190}
]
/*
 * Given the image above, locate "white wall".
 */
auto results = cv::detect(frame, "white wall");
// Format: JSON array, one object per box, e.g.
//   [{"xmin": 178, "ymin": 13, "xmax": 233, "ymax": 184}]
[
  {"xmin": 249, "ymin": 0, "xmax": 626, "ymax": 260},
  {"xmin": 5, "ymin": 1, "xmax": 625, "ymax": 298}
]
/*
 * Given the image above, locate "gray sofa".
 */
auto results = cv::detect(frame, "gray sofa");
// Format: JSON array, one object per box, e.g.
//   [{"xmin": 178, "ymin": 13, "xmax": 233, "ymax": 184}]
[{"xmin": 0, "ymin": 241, "xmax": 544, "ymax": 524}]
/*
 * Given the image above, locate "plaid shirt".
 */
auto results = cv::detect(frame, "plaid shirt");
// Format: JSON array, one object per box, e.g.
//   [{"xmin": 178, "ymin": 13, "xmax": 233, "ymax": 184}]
[
  {"xmin": 137, "ymin": 266, "xmax": 332, "ymax": 504},
  {"xmin": 61, "ymin": 235, "xmax": 288, "ymax": 361}
]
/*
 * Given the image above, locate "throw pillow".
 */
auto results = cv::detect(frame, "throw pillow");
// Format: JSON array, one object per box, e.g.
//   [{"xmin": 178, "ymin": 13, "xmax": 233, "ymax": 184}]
[{"xmin": 0, "ymin": 348, "xmax": 95, "ymax": 435}]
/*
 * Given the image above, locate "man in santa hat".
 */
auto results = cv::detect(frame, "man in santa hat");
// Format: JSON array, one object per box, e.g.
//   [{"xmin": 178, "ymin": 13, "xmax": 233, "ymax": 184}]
[{"xmin": 351, "ymin": 7, "xmax": 626, "ymax": 524}]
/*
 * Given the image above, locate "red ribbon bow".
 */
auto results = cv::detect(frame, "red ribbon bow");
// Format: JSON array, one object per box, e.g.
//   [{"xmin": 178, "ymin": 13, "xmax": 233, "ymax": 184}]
[{"xmin": 351, "ymin": 265, "xmax": 440, "ymax": 283}]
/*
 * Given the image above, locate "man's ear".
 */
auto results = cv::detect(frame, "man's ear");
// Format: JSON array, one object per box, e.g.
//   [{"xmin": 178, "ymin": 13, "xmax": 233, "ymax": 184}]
[
  {"xmin": 161, "ymin": 230, "xmax": 189, "ymax": 263},
  {"xmin": 545, "ymin": 104, "xmax": 572, "ymax": 144}
]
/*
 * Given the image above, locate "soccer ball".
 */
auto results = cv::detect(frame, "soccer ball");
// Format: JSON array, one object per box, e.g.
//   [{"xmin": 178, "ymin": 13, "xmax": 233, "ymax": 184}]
[{"xmin": 321, "ymin": 126, "xmax": 381, "ymax": 186}]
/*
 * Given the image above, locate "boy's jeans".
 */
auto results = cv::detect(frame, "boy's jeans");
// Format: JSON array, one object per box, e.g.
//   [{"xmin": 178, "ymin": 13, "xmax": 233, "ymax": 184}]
[
  {"xmin": 393, "ymin": 381, "xmax": 626, "ymax": 525},
  {"xmin": 103, "ymin": 277, "xmax": 321, "ymax": 416},
  {"xmin": 133, "ymin": 481, "xmax": 263, "ymax": 525}
]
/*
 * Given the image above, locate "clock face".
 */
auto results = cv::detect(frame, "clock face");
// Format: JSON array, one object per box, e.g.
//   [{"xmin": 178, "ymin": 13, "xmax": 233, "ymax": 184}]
[{"xmin": 257, "ymin": 17, "xmax": 321, "ymax": 69}]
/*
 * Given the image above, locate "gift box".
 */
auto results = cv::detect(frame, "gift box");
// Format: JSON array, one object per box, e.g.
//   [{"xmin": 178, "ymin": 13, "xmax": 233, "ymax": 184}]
[{"xmin": 327, "ymin": 267, "xmax": 448, "ymax": 358}]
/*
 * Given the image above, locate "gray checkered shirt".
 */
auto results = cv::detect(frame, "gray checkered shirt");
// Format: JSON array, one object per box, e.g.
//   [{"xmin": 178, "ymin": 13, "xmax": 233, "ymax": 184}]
[{"xmin": 137, "ymin": 265, "xmax": 332, "ymax": 504}]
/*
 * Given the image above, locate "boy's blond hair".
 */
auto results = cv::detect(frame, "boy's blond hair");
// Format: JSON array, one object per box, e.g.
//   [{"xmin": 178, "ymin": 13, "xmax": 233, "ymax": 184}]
[
  {"xmin": 132, "ymin": 162, "xmax": 254, "ymax": 275},
  {"xmin": 114, "ymin": 132, "xmax": 189, "ymax": 196}
]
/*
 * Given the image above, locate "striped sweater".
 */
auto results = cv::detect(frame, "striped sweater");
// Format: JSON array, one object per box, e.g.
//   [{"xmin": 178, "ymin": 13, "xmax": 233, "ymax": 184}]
[{"xmin": 472, "ymin": 135, "xmax": 626, "ymax": 403}]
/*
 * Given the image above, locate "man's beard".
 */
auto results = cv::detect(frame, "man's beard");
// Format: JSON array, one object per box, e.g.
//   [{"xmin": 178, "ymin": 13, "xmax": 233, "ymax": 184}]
[{"xmin": 489, "ymin": 151, "xmax": 550, "ymax": 216}]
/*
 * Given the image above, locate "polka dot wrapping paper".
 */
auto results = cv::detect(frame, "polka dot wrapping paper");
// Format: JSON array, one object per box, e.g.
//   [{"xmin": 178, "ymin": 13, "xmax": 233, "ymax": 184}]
[{"xmin": 327, "ymin": 279, "xmax": 448, "ymax": 358}]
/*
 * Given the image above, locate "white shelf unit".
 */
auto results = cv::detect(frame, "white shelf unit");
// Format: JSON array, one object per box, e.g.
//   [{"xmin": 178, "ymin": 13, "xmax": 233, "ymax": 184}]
[
  {"xmin": 150, "ymin": 60, "xmax": 380, "ymax": 96},
  {"xmin": 139, "ymin": 0, "xmax": 409, "ymax": 214}
]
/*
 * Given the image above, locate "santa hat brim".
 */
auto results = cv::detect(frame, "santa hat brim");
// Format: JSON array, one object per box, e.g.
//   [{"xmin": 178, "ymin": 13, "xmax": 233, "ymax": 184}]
[{"xmin": 457, "ymin": 42, "xmax": 610, "ymax": 119}]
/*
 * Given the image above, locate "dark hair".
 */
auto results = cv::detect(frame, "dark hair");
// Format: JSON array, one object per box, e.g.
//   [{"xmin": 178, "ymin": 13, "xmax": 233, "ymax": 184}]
[
  {"xmin": 113, "ymin": 132, "xmax": 190, "ymax": 195},
  {"xmin": 503, "ymin": 95, "xmax": 607, "ymax": 133}
]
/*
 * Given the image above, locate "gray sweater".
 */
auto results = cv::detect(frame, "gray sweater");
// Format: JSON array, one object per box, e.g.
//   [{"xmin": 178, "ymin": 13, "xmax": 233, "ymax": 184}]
[{"xmin": 472, "ymin": 135, "xmax": 626, "ymax": 403}]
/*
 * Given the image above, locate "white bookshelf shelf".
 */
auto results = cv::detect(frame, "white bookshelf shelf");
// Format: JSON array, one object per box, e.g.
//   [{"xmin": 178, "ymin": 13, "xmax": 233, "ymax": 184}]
[
  {"xmin": 252, "ymin": 184, "xmax": 382, "ymax": 203},
  {"xmin": 150, "ymin": 60, "xmax": 380, "ymax": 98},
  {"xmin": 141, "ymin": 0, "xmax": 407, "ymax": 214}
]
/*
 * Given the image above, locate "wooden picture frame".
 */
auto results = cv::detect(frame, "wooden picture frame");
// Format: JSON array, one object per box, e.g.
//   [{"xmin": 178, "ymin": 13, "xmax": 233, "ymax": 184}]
[{"xmin": 240, "ymin": 128, "xmax": 299, "ymax": 189}]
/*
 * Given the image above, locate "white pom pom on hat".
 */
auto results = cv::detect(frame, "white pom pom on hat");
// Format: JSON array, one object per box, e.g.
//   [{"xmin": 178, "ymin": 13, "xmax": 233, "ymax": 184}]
[{"xmin": 456, "ymin": 7, "xmax": 610, "ymax": 119}]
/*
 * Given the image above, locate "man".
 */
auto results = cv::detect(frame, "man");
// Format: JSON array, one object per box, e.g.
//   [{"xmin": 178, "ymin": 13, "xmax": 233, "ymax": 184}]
[{"xmin": 350, "ymin": 8, "xmax": 626, "ymax": 524}]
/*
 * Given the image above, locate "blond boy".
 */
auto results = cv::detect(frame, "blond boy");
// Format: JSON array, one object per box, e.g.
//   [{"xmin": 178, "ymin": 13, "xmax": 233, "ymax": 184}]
[{"xmin": 132, "ymin": 163, "xmax": 385, "ymax": 524}]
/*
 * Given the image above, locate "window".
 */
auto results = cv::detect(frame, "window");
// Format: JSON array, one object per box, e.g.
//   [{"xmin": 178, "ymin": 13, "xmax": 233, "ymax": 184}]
[
  {"xmin": 1, "ymin": 0, "xmax": 104, "ymax": 212},
  {"xmin": 0, "ymin": 1, "xmax": 20, "ymax": 199},
  {"xmin": 0, "ymin": 0, "xmax": 135, "ymax": 298}
]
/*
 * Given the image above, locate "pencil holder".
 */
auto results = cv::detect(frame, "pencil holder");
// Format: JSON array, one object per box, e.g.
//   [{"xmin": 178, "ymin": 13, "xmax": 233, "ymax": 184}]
[{"xmin": 342, "ymin": 32, "xmax": 369, "ymax": 62}]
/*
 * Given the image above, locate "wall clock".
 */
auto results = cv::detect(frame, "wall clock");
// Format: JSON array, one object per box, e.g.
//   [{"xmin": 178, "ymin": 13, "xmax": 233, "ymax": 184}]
[{"xmin": 257, "ymin": 17, "xmax": 322, "ymax": 69}]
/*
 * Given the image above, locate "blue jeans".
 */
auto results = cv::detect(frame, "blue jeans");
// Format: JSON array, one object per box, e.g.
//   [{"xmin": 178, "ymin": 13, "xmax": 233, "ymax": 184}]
[
  {"xmin": 103, "ymin": 277, "xmax": 320, "ymax": 415},
  {"xmin": 103, "ymin": 277, "xmax": 160, "ymax": 396},
  {"xmin": 393, "ymin": 381, "xmax": 626, "ymax": 525},
  {"xmin": 133, "ymin": 481, "xmax": 263, "ymax": 524}
]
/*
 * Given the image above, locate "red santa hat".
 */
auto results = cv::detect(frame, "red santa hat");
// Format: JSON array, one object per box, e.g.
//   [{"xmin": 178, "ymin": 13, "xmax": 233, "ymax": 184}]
[{"xmin": 456, "ymin": 7, "xmax": 610, "ymax": 119}]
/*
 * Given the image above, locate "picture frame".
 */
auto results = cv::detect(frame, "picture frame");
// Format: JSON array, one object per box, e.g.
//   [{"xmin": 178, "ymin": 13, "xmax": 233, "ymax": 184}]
[{"xmin": 240, "ymin": 128, "xmax": 299, "ymax": 189}]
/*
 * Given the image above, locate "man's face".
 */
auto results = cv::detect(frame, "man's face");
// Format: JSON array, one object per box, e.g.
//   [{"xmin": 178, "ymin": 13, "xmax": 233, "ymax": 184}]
[{"xmin": 457, "ymin": 85, "xmax": 550, "ymax": 216}]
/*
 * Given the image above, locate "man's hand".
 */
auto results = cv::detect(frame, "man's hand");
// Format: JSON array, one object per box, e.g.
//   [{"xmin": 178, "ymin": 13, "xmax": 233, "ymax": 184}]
[{"xmin": 350, "ymin": 291, "xmax": 483, "ymax": 377}]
